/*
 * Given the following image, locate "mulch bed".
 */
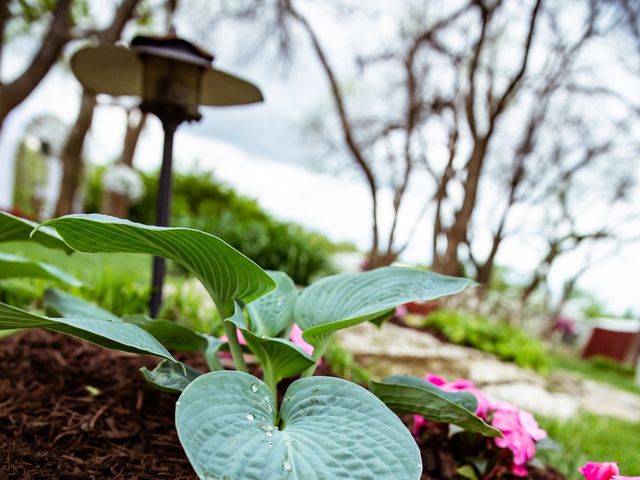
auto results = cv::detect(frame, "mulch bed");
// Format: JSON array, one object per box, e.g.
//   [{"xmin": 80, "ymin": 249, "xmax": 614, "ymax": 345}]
[
  {"xmin": 0, "ymin": 329, "xmax": 565, "ymax": 479},
  {"xmin": 0, "ymin": 330, "xmax": 197, "ymax": 479}
]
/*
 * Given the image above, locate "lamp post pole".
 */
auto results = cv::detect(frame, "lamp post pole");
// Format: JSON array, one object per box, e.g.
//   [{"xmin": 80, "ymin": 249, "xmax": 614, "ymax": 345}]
[
  {"xmin": 146, "ymin": 105, "xmax": 198, "ymax": 318},
  {"xmin": 150, "ymin": 116, "xmax": 177, "ymax": 317}
]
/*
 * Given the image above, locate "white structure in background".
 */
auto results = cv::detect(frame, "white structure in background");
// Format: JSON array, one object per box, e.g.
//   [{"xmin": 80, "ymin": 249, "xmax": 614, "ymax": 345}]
[
  {"xmin": 3, "ymin": 114, "xmax": 67, "ymax": 218},
  {"xmin": 25, "ymin": 115, "xmax": 67, "ymax": 217},
  {"xmin": 102, "ymin": 163, "xmax": 145, "ymax": 203}
]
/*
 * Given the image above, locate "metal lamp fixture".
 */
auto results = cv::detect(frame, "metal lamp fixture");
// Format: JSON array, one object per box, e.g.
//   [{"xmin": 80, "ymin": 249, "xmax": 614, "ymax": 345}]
[{"xmin": 71, "ymin": 35, "xmax": 263, "ymax": 317}]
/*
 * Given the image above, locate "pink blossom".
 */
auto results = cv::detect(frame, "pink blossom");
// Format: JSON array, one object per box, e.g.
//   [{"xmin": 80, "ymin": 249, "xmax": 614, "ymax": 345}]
[
  {"xmin": 579, "ymin": 462, "xmax": 640, "ymax": 480},
  {"xmin": 412, "ymin": 374, "xmax": 547, "ymax": 478},
  {"xmin": 425, "ymin": 374, "xmax": 492, "ymax": 418},
  {"xmin": 411, "ymin": 414, "xmax": 429, "ymax": 436},
  {"xmin": 579, "ymin": 462, "xmax": 620, "ymax": 480},
  {"xmin": 289, "ymin": 324, "xmax": 314, "ymax": 356},
  {"xmin": 492, "ymin": 401, "xmax": 546, "ymax": 476}
]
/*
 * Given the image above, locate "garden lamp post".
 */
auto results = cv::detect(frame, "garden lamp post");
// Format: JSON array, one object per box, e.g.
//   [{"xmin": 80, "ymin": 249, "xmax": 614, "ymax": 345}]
[{"xmin": 70, "ymin": 35, "xmax": 263, "ymax": 317}]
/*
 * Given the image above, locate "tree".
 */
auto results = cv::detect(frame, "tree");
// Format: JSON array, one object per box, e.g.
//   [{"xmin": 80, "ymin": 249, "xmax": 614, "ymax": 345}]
[
  {"xmin": 0, "ymin": 0, "xmax": 73, "ymax": 131},
  {"xmin": 54, "ymin": 0, "xmax": 143, "ymax": 216},
  {"xmin": 205, "ymin": 0, "xmax": 639, "ymax": 286}
]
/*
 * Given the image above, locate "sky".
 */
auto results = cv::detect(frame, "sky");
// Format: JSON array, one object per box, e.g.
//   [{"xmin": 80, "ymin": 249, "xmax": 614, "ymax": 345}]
[{"xmin": 0, "ymin": 0, "xmax": 638, "ymax": 315}]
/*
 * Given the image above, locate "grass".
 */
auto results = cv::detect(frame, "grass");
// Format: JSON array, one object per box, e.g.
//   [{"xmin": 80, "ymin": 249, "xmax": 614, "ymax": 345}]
[
  {"xmin": 0, "ymin": 241, "xmax": 220, "ymax": 331},
  {"xmin": 550, "ymin": 351, "xmax": 640, "ymax": 396},
  {"xmin": 538, "ymin": 413, "xmax": 640, "ymax": 478},
  {"xmin": 0, "ymin": 241, "xmax": 150, "ymax": 284},
  {"xmin": 0, "ymin": 241, "xmax": 152, "ymax": 317}
]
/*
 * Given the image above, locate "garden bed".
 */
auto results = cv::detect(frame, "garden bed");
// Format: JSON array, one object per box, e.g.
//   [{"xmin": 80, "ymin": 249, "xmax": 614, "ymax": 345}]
[{"xmin": 1, "ymin": 330, "xmax": 566, "ymax": 479}]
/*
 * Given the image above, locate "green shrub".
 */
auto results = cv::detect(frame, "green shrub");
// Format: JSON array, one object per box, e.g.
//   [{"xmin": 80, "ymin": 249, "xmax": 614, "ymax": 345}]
[
  {"xmin": 423, "ymin": 309, "xmax": 549, "ymax": 371},
  {"xmin": 85, "ymin": 167, "xmax": 340, "ymax": 285}
]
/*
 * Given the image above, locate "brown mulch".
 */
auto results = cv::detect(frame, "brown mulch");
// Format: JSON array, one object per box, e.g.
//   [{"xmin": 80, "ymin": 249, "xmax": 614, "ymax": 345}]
[{"xmin": 0, "ymin": 330, "xmax": 198, "ymax": 479}]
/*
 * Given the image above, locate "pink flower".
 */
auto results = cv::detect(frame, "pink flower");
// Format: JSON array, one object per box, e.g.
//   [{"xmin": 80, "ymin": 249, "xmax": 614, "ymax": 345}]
[
  {"xmin": 492, "ymin": 401, "xmax": 545, "ymax": 475},
  {"xmin": 425, "ymin": 374, "xmax": 492, "ymax": 418},
  {"xmin": 411, "ymin": 414, "xmax": 429, "ymax": 436},
  {"xmin": 579, "ymin": 462, "xmax": 640, "ymax": 480},
  {"xmin": 579, "ymin": 462, "xmax": 620, "ymax": 480},
  {"xmin": 289, "ymin": 324, "xmax": 314, "ymax": 356},
  {"xmin": 412, "ymin": 374, "xmax": 547, "ymax": 478}
]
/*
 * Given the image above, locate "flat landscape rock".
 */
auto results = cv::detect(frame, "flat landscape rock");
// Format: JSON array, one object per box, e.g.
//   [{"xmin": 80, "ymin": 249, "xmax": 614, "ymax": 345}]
[
  {"xmin": 336, "ymin": 321, "xmax": 640, "ymax": 422},
  {"xmin": 482, "ymin": 382, "xmax": 578, "ymax": 420}
]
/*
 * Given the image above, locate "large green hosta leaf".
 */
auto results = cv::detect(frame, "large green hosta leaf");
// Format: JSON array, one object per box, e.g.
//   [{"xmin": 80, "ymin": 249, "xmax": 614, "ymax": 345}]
[
  {"xmin": 176, "ymin": 371, "xmax": 421, "ymax": 480},
  {"xmin": 369, "ymin": 376, "xmax": 500, "ymax": 437},
  {"xmin": 246, "ymin": 271, "xmax": 297, "ymax": 337},
  {"xmin": 0, "ymin": 302, "xmax": 173, "ymax": 360},
  {"xmin": 0, "ymin": 211, "xmax": 72, "ymax": 253},
  {"xmin": 0, "ymin": 253, "xmax": 81, "ymax": 286},
  {"xmin": 295, "ymin": 266, "xmax": 474, "ymax": 347},
  {"xmin": 45, "ymin": 288, "xmax": 223, "ymax": 370},
  {"xmin": 41, "ymin": 214, "xmax": 275, "ymax": 317}
]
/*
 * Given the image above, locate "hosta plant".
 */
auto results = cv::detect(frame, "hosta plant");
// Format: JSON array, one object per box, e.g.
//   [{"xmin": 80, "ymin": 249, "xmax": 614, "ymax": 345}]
[{"xmin": 0, "ymin": 214, "xmax": 500, "ymax": 480}]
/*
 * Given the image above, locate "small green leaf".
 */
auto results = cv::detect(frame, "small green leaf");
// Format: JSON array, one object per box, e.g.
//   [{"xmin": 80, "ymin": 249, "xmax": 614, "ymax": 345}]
[
  {"xmin": 295, "ymin": 266, "xmax": 474, "ymax": 346},
  {"xmin": 369, "ymin": 375, "xmax": 500, "ymax": 437},
  {"xmin": 246, "ymin": 271, "xmax": 297, "ymax": 337},
  {"xmin": 0, "ymin": 253, "xmax": 81, "ymax": 286},
  {"xmin": 140, "ymin": 360, "xmax": 202, "ymax": 392},
  {"xmin": 45, "ymin": 288, "xmax": 119, "ymax": 321},
  {"xmin": 0, "ymin": 302, "xmax": 174, "ymax": 361},
  {"xmin": 42, "ymin": 214, "xmax": 275, "ymax": 317},
  {"xmin": 243, "ymin": 329, "xmax": 315, "ymax": 382},
  {"xmin": 203, "ymin": 334, "xmax": 224, "ymax": 370},
  {"xmin": 0, "ymin": 211, "xmax": 72, "ymax": 252},
  {"xmin": 176, "ymin": 371, "xmax": 421, "ymax": 480},
  {"xmin": 457, "ymin": 465, "xmax": 480, "ymax": 480},
  {"xmin": 226, "ymin": 302, "xmax": 313, "ymax": 381}
]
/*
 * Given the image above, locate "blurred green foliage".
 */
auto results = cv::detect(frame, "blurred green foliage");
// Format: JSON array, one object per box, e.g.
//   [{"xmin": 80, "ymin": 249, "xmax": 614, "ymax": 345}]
[
  {"xmin": 0, "ymin": 241, "xmax": 150, "ymax": 316},
  {"xmin": 6, "ymin": 0, "xmax": 90, "ymax": 39},
  {"xmin": 85, "ymin": 167, "xmax": 344, "ymax": 285},
  {"xmin": 324, "ymin": 339, "xmax": 371, "ymax": 385},
  {"xmin": 422, "ymin": 309, "xmax": 549, "ymax": 372},
  {"xmin": 550, "ymin": 351, "xmax": 640, "ymax": 396}
]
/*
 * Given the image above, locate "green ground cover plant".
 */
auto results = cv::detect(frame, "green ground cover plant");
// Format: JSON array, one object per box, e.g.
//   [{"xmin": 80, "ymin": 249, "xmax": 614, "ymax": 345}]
[{"xmin": 422, "ymin": 309, "xmax": 550, "ymax": 371}]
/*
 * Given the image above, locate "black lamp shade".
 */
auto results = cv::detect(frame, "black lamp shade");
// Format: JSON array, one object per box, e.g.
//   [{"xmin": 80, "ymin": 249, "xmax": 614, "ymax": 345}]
[{"xmin": 70, "ymin": 44, "xmax": 263, "ymax": 107}]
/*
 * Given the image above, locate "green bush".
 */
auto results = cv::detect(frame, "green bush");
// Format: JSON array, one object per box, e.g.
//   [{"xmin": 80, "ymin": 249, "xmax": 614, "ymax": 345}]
[
  {"xmin": 422, "ymin": 309, "xmax": 549, "ymax": 371},
  {"xmin": 85, "ymin": 167, "xmax": 340, "ymax": 285}
]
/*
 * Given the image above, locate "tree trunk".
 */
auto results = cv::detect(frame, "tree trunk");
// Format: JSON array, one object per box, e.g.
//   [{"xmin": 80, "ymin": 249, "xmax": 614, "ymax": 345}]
[
  {"xmin": 54, "ymin": 92, "xmax": 97, "ymax": 216},
  {"xmin": 121, "ymin": 110, "xmax": 147, "ymax": 167},
  {"xmin": 433, "ymin": 138, "xmax": 489, "ymax": 276}
]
